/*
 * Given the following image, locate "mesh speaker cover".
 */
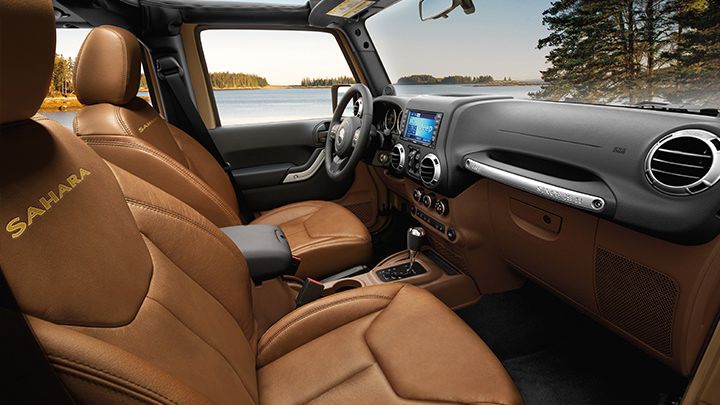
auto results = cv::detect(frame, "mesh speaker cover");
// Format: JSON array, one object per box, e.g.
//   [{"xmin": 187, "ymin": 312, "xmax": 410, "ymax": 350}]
[{"xmin": 595, "ymin": 248, "xmax": 679, "ymax": 356}]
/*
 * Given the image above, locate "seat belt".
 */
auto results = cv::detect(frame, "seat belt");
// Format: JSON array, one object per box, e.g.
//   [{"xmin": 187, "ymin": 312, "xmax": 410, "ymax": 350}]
[
  {"xmin": 0, "ymin": 268, "xmax": 74, "ymax": 403},
  {"xmin": 155, "ymin": 56, "xmax": 255, "ymax": 224}
]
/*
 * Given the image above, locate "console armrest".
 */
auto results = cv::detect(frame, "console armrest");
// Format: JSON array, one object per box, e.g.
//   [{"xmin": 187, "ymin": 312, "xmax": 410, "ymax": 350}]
[{"xmin": 220, "ymin": 225, "xmax": 294, "ymax": 283}]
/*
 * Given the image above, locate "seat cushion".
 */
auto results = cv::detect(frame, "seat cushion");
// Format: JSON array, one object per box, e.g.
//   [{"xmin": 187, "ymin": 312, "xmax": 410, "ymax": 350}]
[
  {"xmin": 256, "ymin": 284, "xmax": 523, "ymax": 405},
  {"xmin": 252, "ymin": 200, "xmax": 372, "ymax": 279}
]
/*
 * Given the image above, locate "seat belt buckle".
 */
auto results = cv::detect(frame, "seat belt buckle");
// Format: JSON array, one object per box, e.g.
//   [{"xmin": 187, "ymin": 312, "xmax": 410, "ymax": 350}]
[{"xmin": 295, "ymin": 278, "xmax": 324, "ymax": 307}]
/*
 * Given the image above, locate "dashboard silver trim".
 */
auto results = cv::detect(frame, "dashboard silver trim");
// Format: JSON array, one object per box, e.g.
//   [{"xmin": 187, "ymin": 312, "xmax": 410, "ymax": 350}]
[
  {"xmin": 283, "ymin": 149, "xmax": 325, "ymax": 183},
  {"xmin": 391, "ymin": 144, "xmax": 406, "ymax": 171},
  {"xmin": 421, "ymin": 153, "xmax": 441, "ymax": 187},
  {"xmin": 465, "ymin": 158, "xmax": 606, "ymax": 212},
  {"xmin": 644, "ymin": 129, "xmax": 720, "ymax": 196}
]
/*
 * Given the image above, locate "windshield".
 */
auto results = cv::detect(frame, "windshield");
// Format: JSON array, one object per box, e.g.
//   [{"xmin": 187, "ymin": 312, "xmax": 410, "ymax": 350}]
[{"xmin": 366, "ymin": 0, "xmax": 720, "ymax": 109}]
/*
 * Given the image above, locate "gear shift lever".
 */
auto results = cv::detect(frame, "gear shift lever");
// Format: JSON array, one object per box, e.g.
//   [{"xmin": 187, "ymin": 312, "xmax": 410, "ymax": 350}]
[{"xmin": 407, "ymin": 227, "xmax": 425, "ymax": 270}]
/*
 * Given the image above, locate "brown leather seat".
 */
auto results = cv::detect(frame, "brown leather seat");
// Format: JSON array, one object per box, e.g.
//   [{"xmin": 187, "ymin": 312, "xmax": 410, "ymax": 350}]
[
  {"xmin": 71, "ymin": 26, "xmax": 371, "ymax": 279},
  {"xmin": 0, "ymin": 2, "xmax": 522, "ymax": 403}
]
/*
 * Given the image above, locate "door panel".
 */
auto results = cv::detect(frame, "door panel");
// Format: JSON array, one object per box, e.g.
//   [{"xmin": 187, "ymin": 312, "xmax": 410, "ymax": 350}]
[{"xmin": 210, "ymin": 119, "xmax": 356, "ymax": 211}]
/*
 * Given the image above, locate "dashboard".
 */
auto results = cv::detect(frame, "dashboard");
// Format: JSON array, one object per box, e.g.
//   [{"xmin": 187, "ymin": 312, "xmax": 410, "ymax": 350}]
[
  {"xmin": 370, "ymin": 94, "xmax": 720, "ymax": 245},
  {"xmin": 368, "ymin": 94, "xmax": 720, "ymax": 377}
]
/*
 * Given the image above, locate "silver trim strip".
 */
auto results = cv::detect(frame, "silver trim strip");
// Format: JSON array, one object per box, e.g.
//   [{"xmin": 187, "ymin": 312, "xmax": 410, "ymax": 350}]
[
  {"xmin": 465, "ymin": 158, "xmax": 606, "ymax": 212},
  {"xmin": 283, "ymin": 149, "xmax": 326, "ymax": 183}
]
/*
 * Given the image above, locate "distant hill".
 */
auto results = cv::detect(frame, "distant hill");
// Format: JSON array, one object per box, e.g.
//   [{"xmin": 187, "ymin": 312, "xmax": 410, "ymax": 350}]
[
  {"xmin": 301, "ymin": 76, "xmax": 355, "ymax": 87},
  {"xmin": 397, "ymin": 74, "xmax": 494, "ymax": 85}
]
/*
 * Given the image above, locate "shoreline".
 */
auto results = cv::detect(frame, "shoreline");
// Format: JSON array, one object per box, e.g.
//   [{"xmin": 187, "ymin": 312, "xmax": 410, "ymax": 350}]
[
  {"xmin": 40, "ymin": 95, "xmax": 152, "ymax": 113},
  {"xmin": 39, "ymin": 82, "xmax": 541, "ymax": 112}
]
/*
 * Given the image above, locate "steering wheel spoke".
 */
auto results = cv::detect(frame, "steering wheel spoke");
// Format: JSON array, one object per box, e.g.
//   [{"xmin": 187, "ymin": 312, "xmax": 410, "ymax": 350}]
[
  {"xmin": 331, "ymin": 155, "xmax": 348, "ymax": 172},
  {"xmin": 324, "ymin": 84, "xmax": 373, "ymax": 182}
]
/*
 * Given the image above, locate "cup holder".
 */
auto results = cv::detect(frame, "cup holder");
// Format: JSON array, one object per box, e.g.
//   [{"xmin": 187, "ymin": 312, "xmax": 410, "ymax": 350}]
[{"xmin": 324, "ymin": 279, "xmax": 362, "ymax": 295}]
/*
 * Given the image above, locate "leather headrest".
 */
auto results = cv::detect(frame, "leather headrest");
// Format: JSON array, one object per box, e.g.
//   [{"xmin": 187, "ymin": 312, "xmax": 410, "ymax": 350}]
[
  {"xmin": 0, "ymin": 0, "xmax": 55, "ymax": 124},
  {"xmin": 74, "ymin": 26, "xmax": 141, "ymax": 106}
]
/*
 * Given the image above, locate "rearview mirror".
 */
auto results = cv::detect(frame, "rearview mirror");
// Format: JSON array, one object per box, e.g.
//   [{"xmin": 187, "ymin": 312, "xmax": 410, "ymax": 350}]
[{"xmin": 419, "ymin": 0, "xmax": 475, "ymax": 21}]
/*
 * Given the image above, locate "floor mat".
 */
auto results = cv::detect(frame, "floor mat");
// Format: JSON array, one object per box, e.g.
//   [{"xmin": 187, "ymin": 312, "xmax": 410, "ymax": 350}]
[{"xmin": 457, "ymin": 283, "xmax": 687, "ymax": 405}]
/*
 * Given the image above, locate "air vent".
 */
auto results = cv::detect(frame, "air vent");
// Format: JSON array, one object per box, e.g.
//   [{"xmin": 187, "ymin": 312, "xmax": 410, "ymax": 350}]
[
  {"xmin": 353, "ymin": 99, "xmax": 363, "ymax": 117},
  {"xmin": 390, "ymin": 144, "xmax": 405, "ymax": 171},
  {"xmin": 645, "ymin": 129, "xmax": 720, "ymax": 195},
  {"xmin": 420, "ymin": 153, "xmax": 441, "ymax": 187}
]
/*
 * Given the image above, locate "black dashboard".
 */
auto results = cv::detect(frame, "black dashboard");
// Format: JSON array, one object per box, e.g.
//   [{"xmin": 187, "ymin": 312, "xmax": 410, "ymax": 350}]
[{"xmin": 370, "ymin": 94, "xmax": 720, "ymax": 245}]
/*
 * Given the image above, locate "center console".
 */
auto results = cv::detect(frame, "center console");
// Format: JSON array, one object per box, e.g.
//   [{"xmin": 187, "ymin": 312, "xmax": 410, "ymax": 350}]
[
  {"xmin": 221, "ymin": 225, "xmax": 296, "ymax": 284},
  {"xmin": 392, "ymin": 108, "xmax": 444, "ymax": 188},
  {"xmin": 321, "ymin": 227, "xmax": 481, "ymax": 310}
]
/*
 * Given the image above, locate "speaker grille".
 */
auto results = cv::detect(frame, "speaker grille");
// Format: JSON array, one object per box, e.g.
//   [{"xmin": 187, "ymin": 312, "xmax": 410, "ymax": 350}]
[{"xmin": 595, "ymin": 248, "xmax": 678, "ymax": 356}]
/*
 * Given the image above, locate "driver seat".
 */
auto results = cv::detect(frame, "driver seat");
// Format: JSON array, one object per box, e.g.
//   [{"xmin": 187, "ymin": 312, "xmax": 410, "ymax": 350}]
[{"xmin": 72, "ymin": 25, "xmax": 371, "ymax": 279}]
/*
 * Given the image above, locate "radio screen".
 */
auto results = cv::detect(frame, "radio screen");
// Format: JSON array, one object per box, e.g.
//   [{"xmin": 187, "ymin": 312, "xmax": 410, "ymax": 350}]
[{"xmin": 402, "ymin": 111, "xmax": 442, "ymax": 147}]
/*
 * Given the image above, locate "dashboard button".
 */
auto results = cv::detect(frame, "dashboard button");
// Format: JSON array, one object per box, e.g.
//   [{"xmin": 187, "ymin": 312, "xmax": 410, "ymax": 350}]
[
  {"xmin": 422, "ymin": 193, "xmax": 435, "ymax": 209},
  {"xmin": 435, "ymin": 199, "xmax": 449, "ymax": 216},
  {"xmin": 447, "ymin": 228, "xmax": 457, "ymax": 241}
]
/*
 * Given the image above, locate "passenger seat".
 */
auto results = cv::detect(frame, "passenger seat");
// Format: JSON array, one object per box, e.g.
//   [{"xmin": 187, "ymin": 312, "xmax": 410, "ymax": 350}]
[
  {"xmin": 0, "ymin": 1, "xmax": 522, "ymax": 404},
  {"xmin": 71, "ymin": 25, "xmax": 370, "ymax": 279}
]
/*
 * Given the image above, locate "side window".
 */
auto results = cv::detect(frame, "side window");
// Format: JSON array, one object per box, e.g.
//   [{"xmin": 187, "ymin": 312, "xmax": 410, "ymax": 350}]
[
  {"xmin": 200, "ymin": 30, "xmax": 356, "ymax": 126},
  {"xmin": 43, "ymin": 28, "xmax": 152, "ymax": 129}
]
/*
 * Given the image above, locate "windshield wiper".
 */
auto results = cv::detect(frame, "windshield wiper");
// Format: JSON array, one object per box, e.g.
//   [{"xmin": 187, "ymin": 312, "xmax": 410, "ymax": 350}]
[{"xmin": 631, "ymin": 101, "xmax": 719, "ymax": 118}]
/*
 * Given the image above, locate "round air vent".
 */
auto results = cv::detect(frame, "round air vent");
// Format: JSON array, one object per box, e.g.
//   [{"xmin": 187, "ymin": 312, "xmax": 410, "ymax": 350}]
[
  {"xmin": 420, "ymin": 153, "xmax": 441, "ymax": 187},
  {"xmin": 390, "ymin": 144, "xmax": 406, "ymax": 171},
  {"xmin": 353, "ymin": 99, "xmax": 363, "ymax": 117},
  {"xmin": 645, "ymin": 129, "xmax": 720, "ymax": 195}
]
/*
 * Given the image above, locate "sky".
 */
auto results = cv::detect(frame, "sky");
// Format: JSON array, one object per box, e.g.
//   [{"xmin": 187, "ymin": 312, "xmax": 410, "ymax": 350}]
[{"xmin": 55, "ymin": 0, "xmax": 552, "ymax": 85}]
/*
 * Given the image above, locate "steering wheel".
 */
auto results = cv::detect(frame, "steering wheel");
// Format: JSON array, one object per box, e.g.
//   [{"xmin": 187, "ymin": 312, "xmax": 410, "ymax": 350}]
[{"xmin": 325, "ymin": 83, "xmax": 373, "ymax": 182}]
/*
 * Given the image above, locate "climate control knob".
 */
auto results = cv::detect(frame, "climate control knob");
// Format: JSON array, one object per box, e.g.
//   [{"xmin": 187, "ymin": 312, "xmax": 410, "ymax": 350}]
[
  {"xmin": 435, "ymin": 199, "xmax": 449, "ymax": 216},
  {"xmin": 413, "ymin": 188, "xmax": 424, "ymax": 202},
  {"xmin": 422, "ymin": 193, "xmax": 436, "ymax": 209}
]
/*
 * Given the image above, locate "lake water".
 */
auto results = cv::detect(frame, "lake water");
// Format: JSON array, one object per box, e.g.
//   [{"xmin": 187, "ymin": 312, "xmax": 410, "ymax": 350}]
[{"xmin": 44, "ymin": 84, "xmax": 541, "ymax": 129}]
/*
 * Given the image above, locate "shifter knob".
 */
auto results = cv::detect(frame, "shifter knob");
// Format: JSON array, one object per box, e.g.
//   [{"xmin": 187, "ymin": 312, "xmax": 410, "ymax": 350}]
[{"xmin": 407, "ymin": 227, "xmax": 425, "ymax": 253}]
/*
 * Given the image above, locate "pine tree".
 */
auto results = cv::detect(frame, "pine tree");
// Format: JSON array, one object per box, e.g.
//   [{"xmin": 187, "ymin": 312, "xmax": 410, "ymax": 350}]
[{"xmin": 534, "ymin": 0, "xmax": 719, "ymax": 107}]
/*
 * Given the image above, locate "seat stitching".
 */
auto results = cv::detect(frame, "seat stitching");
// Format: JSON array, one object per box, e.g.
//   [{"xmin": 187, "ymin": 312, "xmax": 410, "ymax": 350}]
[
  {"xmin": 49, "ymin": 354, "xmax": 177, "ymax": 404},
  {"xmin": 360, "ymin": 286, "xmax": 517, "ymax": 405},
  {"xmin": 125, "ymin": 200, "xmax": 254, "ymax": 340},
  {"xmin": 88, "ymin": 138, "xmax": 239, "ymax": 224},
  {"xmin": 291, "ymin": 239, "xmax": 370, "ymax": 254},
  {"xmin": 125, "ymin": 198, "xmax": 245, "ymax": 265},
  {"xmin": 257, "ymin": 294, "xmax": 393, "ymax": 356},
  {"xmin": 90, "ymin": 137, "xmax": 236, "ymax": 217},
  {"xmin": 145, "ymin": 297, "xmax": 257, "ymax": 404},
  {"xmin": 113, "ymin": 106, "xmax": 132, "ymax": 136},
  {"xmin": 57, "ymin": 370, "xmax": 165, "ymax": 405},
  {"xmin": 305, "ymin": 364, "xmax": 375, "ymax": 403}
]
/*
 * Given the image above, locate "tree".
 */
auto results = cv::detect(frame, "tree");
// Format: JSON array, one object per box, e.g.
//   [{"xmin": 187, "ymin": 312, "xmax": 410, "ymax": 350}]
[
  {"xmin": 300, "ymin": 76, "xmax": 355, "ymax": 86},
  {"xmin": 534, "ymin": 0, "xmax": 720, "ymax": 107},
  {"xmin": 50, "ymin": 54, "xmax": 74, "ymax": 96}
]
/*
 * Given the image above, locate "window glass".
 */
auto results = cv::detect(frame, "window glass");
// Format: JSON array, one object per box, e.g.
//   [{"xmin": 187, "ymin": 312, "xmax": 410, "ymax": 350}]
[
  {"xmin": 201, "ymin": 29, "xmax": 356, "ymax": 125},
  {"xmin": 366, "ymin": 0, "xmax": 720, "ymax": 109},
  {"xmin": 44, "ymin": 29, "xmax": 151, "ymax": 129}
]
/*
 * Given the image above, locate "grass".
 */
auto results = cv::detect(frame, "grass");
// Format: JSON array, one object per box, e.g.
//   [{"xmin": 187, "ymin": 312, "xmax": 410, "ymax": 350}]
[{"xmin": 40, "ymin": 94, "xmax": 151, "ymax": 112}]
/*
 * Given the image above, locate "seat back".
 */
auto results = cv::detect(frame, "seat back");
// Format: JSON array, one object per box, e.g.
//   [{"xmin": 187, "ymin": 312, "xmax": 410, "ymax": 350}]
[
  {"xmin": 73, "ymin": 26, "xmax": 242, "ymax": 227},
  {"xmin": 1, "ymin": 3, "xmax": 258, "ymax": 402}
]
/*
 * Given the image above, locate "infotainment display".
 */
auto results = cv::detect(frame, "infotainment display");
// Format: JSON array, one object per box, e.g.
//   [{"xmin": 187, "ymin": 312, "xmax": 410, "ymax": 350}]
[{"xmin": 402, "ymin": 110, "xmax": 443, "ymax": 147}]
